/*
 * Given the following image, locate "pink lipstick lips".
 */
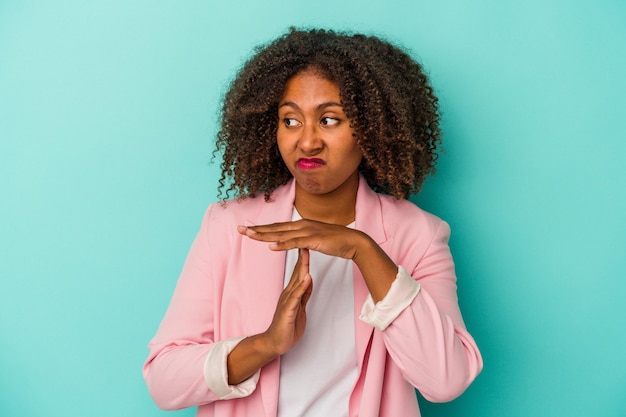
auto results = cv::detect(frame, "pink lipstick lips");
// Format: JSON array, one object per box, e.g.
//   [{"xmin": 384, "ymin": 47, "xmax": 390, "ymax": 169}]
[{"xmin": 297, "ymin": 158, "xmax": 325, "ymax": 170}]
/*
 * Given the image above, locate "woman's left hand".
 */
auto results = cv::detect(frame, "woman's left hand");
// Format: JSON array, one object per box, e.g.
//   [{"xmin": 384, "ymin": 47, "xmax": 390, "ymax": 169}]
[
  {"xmin": 237, "ymin": 219, "xmax": 366, "ymax": 260},
  {"xmin": 238, "ymin": 219, "xmax": 400, "ymax": 302}
]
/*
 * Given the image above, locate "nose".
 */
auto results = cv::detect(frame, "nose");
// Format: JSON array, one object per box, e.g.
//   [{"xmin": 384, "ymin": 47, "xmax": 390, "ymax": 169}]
[{"xmin": 298, "ymin": 123, "xmax": 323, "ymax": 155}]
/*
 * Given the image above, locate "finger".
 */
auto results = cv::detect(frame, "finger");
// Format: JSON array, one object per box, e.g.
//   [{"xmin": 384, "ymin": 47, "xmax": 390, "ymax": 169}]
[
  {"xmin": 236, "ymin": 225, "xmax": 256, "ymax": 235},
  {"xmin": 269, "ymin": 237, "xmax": 304, "ymax": 251},
  {"xmin": 289, "ymin": 272, "xmax": 312, "ymax": 306},
  {"xmin": 238, "ymin": 221, "xmax": 300, "ymax": 236},
  {"xmin": 278, "ymin": 274, "xmax": 311, "ymax": 322},
  {"xmin": 248, "ymin": 220, "xmax": 302, "ymax": 232},
  {"xmin": 238, "ymin": 226, "xmax": 297, "ymax": 245},
  {"xmin": 300, "ymin": 273, "xmax": 313, "ymax": 307},
  {"xmin": 285, "ymin": 248, "xmax": 310, "ymax": 292},
  {"xmin": 269, "ymin": 234, "xmax": 329, "ymax": 253},
  {"xmin": 284, "ymin": 248, "xmax": 304, "ymax": 290},
  {"xmin": 293, "ymin": 251, "xmax": 312, "ymax": 305},
  {"xmin": 298, "ymin": 248, "xmax": 310, "ymax": 278},
  {"xmin": 255, "ymin": 231, "xmax": 303, "ymax": 244}
]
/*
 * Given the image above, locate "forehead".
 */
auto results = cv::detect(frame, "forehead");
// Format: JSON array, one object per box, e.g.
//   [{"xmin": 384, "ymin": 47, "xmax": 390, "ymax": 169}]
[{"xmin": 280, "ymin": 71, "xmax": 341, "ymax": 106}]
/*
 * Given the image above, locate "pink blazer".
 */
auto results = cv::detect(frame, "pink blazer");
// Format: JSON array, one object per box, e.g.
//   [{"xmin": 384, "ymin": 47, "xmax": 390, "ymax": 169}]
[{"xmin": 144, "ymin": 176, "xmax": 482, "ymax": 417}]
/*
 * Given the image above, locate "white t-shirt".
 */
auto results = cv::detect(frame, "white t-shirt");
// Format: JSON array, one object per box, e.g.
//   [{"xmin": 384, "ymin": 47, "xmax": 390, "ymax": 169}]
[{"xmin": 277, "ymin": 209, "xmax": 358, "ymax": 417}]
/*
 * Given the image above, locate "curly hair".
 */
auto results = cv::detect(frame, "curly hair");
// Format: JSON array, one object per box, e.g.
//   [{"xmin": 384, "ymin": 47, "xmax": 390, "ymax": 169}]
[{"xmin": 215, "ymin": 28, "xmax": 441, "ymax": 201}]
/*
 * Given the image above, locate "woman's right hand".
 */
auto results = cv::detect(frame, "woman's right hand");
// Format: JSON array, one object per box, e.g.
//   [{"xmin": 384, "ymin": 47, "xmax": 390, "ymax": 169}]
[
  {"xmin": 262, "ymin": 248, "xmax": 313, "ymax": 356},
  {"xmin": 226, "ymin": 249, "xmax": 312, "ymax": 385}
]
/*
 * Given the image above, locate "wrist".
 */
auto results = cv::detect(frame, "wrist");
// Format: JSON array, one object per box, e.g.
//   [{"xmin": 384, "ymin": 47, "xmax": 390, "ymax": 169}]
[
  {"xmin": 254, "ymin": 333, "xmax": 282, "ymax": 361},
  {"xmin": 351, "ymin": 231, "xmax": 377, "ymax": 264},
  {"xmin": 227, "ymin": 334, "xmax": 279, "ymax": 385},
  {"xmin": 351, "ymin": 232, "xmax": 398, "ymax": 303}
]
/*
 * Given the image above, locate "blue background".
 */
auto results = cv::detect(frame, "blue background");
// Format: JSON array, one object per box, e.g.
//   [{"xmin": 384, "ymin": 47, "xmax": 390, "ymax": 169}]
[{"xmin": 1, "ymin": 1, "xmax": 625, "ymax": 416}]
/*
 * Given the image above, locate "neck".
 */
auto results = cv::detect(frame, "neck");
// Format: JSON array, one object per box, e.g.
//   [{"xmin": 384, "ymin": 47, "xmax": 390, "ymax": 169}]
[{"xmin": 294, "ymin": 174, "xmax": 359, "ymax": 225}]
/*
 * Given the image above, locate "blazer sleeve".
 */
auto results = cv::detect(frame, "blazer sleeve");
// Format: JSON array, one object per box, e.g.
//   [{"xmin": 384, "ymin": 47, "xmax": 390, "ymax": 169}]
[
  {"xmin": 380, "ymin": 220, "xmax": 483, "ymax": 402},
  {"xmin": 143, "ymin": 205, "xmax": 225, "ymax": 410}
]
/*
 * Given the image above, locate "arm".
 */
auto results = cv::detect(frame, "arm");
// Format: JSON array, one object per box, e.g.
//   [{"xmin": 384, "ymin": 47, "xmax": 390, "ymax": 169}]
[
  {"xmin": 143, "ymin": 206, "xmax": 222, "ymax": 409},
  {"xmin": 144, "ymin": 209, "xmax": 315, "ymax": 409},
  {"xmin": 378, "ymin": 221, "xmax": 483, "ymax": 402}
]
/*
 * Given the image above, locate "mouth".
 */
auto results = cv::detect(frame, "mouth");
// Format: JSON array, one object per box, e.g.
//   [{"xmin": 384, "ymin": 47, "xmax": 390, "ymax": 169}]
[{"xmin": 297, "ymin": 158, "xmax": 325, "ymax": 170}]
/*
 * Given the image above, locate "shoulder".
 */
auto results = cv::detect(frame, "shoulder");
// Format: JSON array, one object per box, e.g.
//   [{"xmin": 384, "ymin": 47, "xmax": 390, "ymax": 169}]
[
  {"xmin": 376, "ymin": 193, "xmax": 452, "ymax": 255},
  {"xmin": 375, "ymin": 194, "xmax": 453, "ymax": 271},
  {"xmin": 377, "ymin": 193, "xmax": 444, "ymax": 232},
  {"xmin": 204, "ymin": 180, "xmax": 296, "ymax": 226},
  {"xmin": 205, "ymin": 195, "xmax": 268, "ymax": 223},
  {"xmin": 356, "ymin": 177, "xmax": 448, "ymax": 245}
]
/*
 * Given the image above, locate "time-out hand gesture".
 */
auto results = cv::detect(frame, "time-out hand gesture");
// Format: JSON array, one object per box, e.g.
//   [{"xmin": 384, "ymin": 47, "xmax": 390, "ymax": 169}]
[
  {"xmin": 238, "ymin": 218, "xmax": 399, "ymax": 303},
  {"xmin": 227, "ymin": 218, "xmax": 398, "ymax": 385}
]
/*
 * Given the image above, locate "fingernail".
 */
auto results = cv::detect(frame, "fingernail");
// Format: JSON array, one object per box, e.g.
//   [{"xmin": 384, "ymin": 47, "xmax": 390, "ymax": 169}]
[{"xmin": 238, "ymin": 225, "xmax": 256, "ymax": 234}]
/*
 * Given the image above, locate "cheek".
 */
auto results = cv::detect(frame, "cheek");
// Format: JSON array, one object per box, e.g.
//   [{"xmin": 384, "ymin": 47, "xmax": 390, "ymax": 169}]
[
  {"xmin": 275, "ymin": 137, "xmax": 292, "ymax": 168},
  {"xmin": 347, "ymin": 142, "xmax": 363, "ymax": 163},
  {"xmin": 276, "ymin": 126, "xmax": 294, "ymax": 148},
  {"xmin": 338, "ymin": 148, "xmax": 363, "ymax": 175},
  {"xmin": 275, "ymin": 131, "xmax": 287, "ymax": 153}
]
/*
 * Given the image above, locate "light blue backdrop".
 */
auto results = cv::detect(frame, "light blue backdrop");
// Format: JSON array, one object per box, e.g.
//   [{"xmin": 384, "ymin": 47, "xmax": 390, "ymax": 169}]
[{"xmin": 1, "ymin": 1, "xmax": 625, "ymax": 416}]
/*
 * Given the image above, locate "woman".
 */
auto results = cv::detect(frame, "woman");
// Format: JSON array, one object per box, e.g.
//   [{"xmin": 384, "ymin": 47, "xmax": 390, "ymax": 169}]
[{"xmin": 144, "ymin": 28, "xmax": 482, "ymax": 417}]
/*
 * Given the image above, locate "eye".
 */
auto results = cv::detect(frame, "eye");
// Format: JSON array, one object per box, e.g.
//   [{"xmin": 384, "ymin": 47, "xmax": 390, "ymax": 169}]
[
  {"xmin": 321, "ymin": 117, "xmax": 339, "ymax": 126},
  {"xmin": 283, "ymin": 118, "xmax": 300, "ymax": 127}
]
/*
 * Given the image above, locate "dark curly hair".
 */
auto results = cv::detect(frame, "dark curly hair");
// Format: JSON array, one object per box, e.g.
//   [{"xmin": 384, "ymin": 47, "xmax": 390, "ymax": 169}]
[{"xmin": 215, "ymin": 28, "xmax": 441, "ymax": 201}]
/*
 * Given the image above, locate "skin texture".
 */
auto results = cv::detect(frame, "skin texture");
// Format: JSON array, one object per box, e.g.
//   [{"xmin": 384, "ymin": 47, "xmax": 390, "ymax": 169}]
[{"xmin": 225, "ymin": 71, "xmax": 398, "ymax": 385}]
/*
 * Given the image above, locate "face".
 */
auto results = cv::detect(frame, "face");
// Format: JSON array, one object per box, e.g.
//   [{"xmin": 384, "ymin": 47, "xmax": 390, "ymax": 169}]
[{"xmin": 277, "ymin": 70, "xmax": 362, "ymax": 198}]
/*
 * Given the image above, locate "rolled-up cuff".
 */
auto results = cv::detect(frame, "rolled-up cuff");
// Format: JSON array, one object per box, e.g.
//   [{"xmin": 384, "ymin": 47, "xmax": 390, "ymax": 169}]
[
  {"xmin": 359, "ymin": 265, "xmax": 420, "ymax": 331},
  {"xmin": 203, "ymin": 337, "xmax": 261, "ymax": 400}
]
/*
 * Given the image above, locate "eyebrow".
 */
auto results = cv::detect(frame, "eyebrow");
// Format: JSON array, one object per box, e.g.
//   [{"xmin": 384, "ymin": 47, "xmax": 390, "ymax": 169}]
[{"xmin": 278, "ymin": 101, "xmax": 343, "ymax": 110}]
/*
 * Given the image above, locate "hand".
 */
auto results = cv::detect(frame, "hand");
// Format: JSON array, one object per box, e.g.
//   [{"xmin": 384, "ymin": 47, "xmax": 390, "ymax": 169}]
[
  {"xmin": 238, "ymin": 218, "xmax": 397, "ymax": 304},
  {"xmin": 226, "ymin": 248, "xmax": 313, "ymax": 384},
  {"xmin": 237, "ymin": 219, "xmax": 366, "ymax": 260},
  {"xmin": 262, "ymin": 248, "xmax": 313, "ymax": 356}
]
